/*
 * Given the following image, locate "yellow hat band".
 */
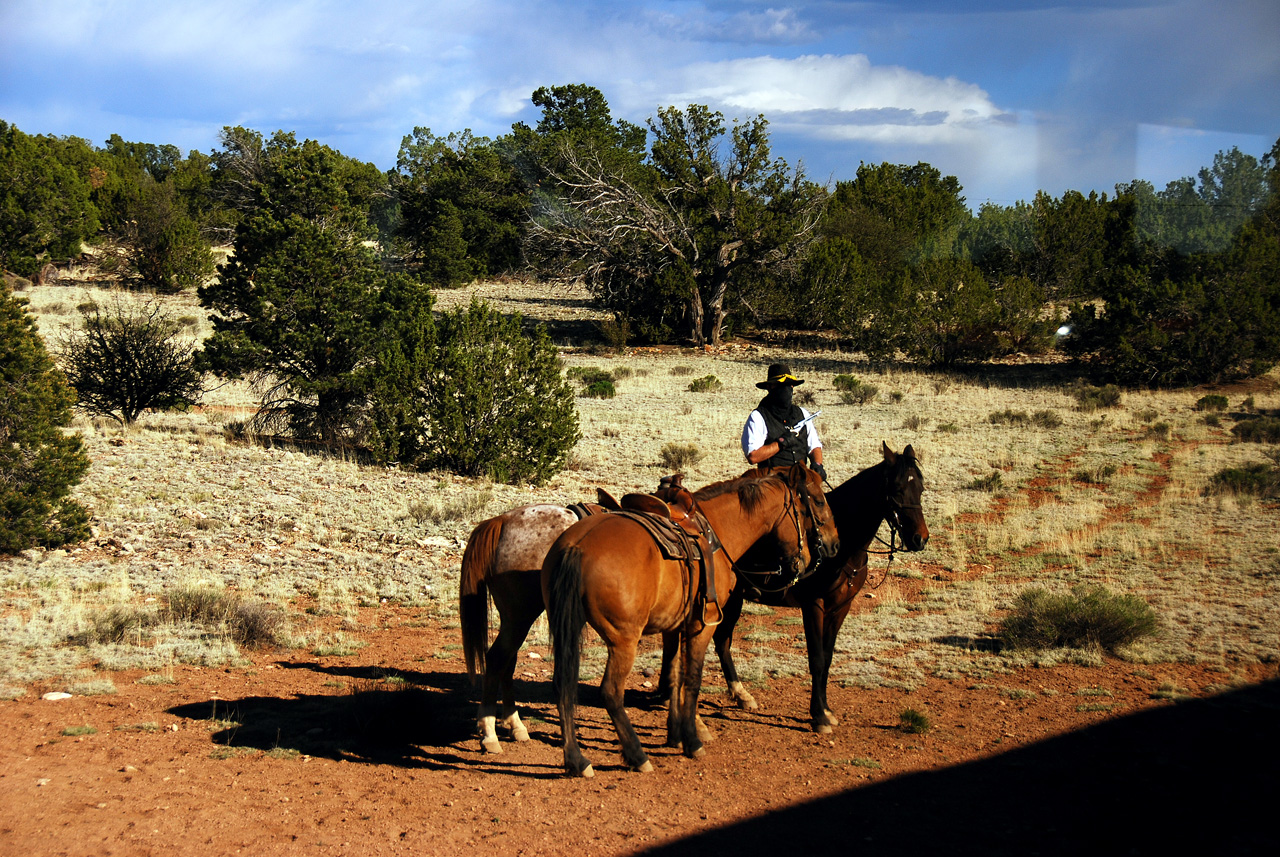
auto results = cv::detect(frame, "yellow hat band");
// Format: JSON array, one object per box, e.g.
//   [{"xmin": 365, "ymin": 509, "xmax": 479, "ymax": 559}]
[{"xmin": 770, "ymin": 373, "xmax": 800, "ymax": 384}]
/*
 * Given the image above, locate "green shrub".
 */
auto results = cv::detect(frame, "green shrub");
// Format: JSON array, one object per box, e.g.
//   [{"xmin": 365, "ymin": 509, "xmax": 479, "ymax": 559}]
[
  {"xmin": 423, "ymin": 300, "xmax": 580, "ymax": 484},
  {"xmin": 1194, "ymin": 394, "xmax": 1229, "ymax": 413},
  {"xmin": 1072, "ymin": 383, "xmax": 1122, "ymax": 412},
  {"xmin": 60, "ymin": 296, "xmax": 205, "ymax": 424},
  {"xmin": 660, "ymin": 442, "xmax": 704, "ymax": 470},
  {"xmin": 1232, "ymin": 417, "xmax": 1280, "ymax": 443},
  {"xmin": 126, "ymin": 178, "xmax": 215, "ymax": 293},
  {"xmin": 1145, "ymin": 421, "xmax": 1171, "ymax": 440},
  {"xmin": 687, "ymin": 374, "xmax": 722, "ymax": 393},
  {"xmin": 1205, "ymin": 462, "xmax": 1280, "ymax": 498},
  {"xmin": 999, "ymin": 585, "xmax": 1158, "ymax": 652},
  {"xmin": 0, "ymin": 283, "xmax": 91, "ymax": 554},
  {"xmin": 581, "ymin": 379, "xmax": 616, "ymax": 399},
  {"xmin": 834, "ymin": 375, "xmax": 878, "ymax": 404},
  {"xmin": 567, "ymin": 366, "xmax": 614, "ymax": 385},
  {"xmin": 669, "ymin": 365, "xmax": 694, "ymax": 376}
]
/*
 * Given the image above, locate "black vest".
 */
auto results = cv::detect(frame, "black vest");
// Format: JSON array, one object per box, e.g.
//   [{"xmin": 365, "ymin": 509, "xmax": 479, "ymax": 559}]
[{"xmin": 756, "ymin": 402, "xmax": 810, "ymax": 468}]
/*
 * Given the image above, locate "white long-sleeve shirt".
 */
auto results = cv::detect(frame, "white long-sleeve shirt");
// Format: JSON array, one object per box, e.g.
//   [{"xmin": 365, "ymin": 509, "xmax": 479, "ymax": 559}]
[{"xmin": 741, "ymin": 407, "xmax": 822, "ymax": 463}]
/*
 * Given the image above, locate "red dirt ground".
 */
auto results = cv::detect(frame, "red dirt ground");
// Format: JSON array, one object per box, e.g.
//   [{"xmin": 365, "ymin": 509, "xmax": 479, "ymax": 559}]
[{"xmin": 2, "ymin": 597, "xmax": 1275, "ymax": 857}]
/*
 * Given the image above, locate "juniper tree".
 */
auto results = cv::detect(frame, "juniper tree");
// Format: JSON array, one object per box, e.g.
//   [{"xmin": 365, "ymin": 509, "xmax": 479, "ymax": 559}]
[
  {"xmin": 421, "ymin": 299, "xmax": 579, "ymax": 484},
  {"xmin": 0, "ymin": 282, "xmax": 91, "ymax": 553}
]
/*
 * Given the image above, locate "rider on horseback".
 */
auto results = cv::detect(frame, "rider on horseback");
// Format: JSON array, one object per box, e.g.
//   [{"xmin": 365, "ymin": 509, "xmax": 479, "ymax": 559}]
[{"xmin": 741, "ymin": 363, "xmax": 827, "ymax": 482}]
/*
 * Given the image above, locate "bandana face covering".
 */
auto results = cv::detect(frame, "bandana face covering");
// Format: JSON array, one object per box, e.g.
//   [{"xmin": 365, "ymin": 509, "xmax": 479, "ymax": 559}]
[{"xmin": 762, "ymin": 384, "xmax": 794, "ymax": 422}]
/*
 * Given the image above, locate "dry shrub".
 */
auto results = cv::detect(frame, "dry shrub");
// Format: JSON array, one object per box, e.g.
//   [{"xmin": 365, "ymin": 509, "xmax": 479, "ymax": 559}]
[{"xmin": 660, "ymin": 442, "xmax": 704, "ymax": 470}]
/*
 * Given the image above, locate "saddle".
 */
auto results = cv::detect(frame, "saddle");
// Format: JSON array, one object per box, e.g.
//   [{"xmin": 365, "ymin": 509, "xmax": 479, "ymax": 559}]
[{"xmin": 616, "ymin": 474, "xmax": 724, "ymax": 627}]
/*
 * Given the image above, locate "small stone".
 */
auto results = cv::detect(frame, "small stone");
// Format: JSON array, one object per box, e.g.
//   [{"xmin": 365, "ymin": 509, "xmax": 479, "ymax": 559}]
[
  {"xmin": 526, "ymin": 652, "xmax": 542, "ymax": 660},
  {"xmin": 42, "ymin": 692, "xmax": 72, "ymax": 701}
]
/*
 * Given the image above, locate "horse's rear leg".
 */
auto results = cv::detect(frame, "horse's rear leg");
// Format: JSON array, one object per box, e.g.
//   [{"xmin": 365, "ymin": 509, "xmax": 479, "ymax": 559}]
[
  {"xmin": 600, "ymin": 638, "xmax": 651, "ymax": 772},
  {"xmin": 478, "ymin": 609, "xmax": 539, "ymax": 754}
]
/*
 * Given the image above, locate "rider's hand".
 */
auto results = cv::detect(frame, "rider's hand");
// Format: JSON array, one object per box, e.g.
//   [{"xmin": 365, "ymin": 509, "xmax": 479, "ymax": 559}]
[
  {"xmin": 775, "ymin": 433, "xmax": 802, "ymax": 454},
  {"xmin": 812, "ymin": 462, "xmax": 827, "ymax": 482}
]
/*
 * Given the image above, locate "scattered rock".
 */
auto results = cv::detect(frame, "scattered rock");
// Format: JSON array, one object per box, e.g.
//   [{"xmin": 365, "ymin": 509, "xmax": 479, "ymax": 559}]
[{"xmin": 42, "ymin": 692, "xmax": 72, "ymax": 701}]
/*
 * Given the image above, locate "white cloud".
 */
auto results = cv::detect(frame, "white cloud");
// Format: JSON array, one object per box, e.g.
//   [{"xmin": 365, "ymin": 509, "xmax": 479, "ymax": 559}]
[{"xmin": 653, "ymin": 54, "xmax": 1016, "ymax": 147}]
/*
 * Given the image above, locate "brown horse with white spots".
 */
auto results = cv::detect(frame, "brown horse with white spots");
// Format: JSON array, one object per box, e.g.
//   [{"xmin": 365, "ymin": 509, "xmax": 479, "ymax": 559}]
[
  {"xmin": 460, "ymin": 500, "xmax": 615, "ymax": 754},
  {"xmin": 544, "ymin": 465, "xmax": 840, "ymax": 777}
]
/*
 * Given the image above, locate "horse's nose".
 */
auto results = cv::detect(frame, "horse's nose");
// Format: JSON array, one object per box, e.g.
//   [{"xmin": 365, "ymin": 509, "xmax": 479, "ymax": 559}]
[
  {"xmin": 824, "ymin": 537, "xmax": 840, "ymax": 559},
  {"xmin": 910, "ymin": 533, "xmax": 929, "ymax": 551}
]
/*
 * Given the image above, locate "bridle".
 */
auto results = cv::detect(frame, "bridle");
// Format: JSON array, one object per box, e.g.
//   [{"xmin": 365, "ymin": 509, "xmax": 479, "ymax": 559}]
[
  {"xmin": 867, "ymin": 463, "xmax": 924, "ymax": 587},
  {"xmin": 724, "ymin": 475, "xmax": 831, "ymax": 592}
]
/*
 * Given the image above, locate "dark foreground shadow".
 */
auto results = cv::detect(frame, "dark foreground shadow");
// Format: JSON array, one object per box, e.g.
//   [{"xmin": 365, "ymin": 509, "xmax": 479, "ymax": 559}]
[{"xmin": 641, "ymin": 678, "xmax": 1280, "ymax": 857}]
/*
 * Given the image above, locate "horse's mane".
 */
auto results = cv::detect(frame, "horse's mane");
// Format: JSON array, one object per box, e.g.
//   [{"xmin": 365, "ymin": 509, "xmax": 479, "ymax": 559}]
[{"xmin": 692, "ymin": 474, "xmax": 780, "ymax": 514}]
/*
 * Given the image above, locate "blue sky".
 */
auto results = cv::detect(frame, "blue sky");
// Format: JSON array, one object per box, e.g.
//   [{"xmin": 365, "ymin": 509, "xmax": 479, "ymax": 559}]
[{"xmin": 2, "ymin": 1, "xmax": 1277, "ymax": 207}]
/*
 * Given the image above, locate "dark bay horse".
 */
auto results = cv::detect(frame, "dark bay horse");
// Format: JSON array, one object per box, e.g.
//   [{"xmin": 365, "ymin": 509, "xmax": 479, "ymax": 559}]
[
  {"xmin": 662, "ymin": 442, "xmax": 930, "ymax": 733},
  {"xmin": 544, "ymin": 465, "xmax": 839, "ymax": 777}
]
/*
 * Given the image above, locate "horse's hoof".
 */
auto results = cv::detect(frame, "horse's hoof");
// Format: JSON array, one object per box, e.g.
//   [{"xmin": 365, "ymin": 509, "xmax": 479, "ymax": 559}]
[
  {"xmin": 813, "ymin": 723, "xmax": 833, "ymax": 735},
  {"xmin": 637, "ymin": 761, "xmax": 654, "ymax": 773},
  {"xmin": 689, "ymin": 746, "xmax": 705, "ymax": 759},
  {"xmin": 510, "ymin": 724, "xmax": 530, "ymax": 742},
  {"xmin": 823, "ymin": 710, "xmax": 840, "ymax": 727},
  {"xmin": 729, "ymin": 682, "xmax": 759, "ymax": 711},
  {"xmin": 481, "ymin": 737, "xmax": 503, "ymax": 754},
  {"xmin": 580, "ymin": 765, "xmax": 595, "ymax": 778},
  {"xmin": 695, "ymin": 718, "xmax": 715, "ymax": 744}
]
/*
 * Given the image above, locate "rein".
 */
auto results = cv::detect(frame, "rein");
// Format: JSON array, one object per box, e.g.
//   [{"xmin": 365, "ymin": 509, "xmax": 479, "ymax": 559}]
[
  {"xmin": 724, "ymin": 480, "xmax": 823, "ymax": 593},
  {"xmin": 864, "ymin": 481, "xmax": 923, "ymax": 589}
]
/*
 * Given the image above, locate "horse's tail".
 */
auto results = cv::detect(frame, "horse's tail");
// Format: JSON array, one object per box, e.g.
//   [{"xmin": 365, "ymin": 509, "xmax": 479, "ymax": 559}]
[
  {"xmin": 459, "ymin": 515, "xmax": 504, "ymax": 684},
  {"xmin": 547, "ymin": 545, "xmax": 586, "ymax": 723}
]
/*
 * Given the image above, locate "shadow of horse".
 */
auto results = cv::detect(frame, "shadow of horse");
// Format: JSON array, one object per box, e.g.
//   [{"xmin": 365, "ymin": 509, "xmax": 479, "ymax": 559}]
[
  {"xmin": 635, "ymin": 678, "xmax": 1280, "ymax": 856},
  {"xmin": 164, "ymin": 660, "xmax": 681, "ymax": 779}
]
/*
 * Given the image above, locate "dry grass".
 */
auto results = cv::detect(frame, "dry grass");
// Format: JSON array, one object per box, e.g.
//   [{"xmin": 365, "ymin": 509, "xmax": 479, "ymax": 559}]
[{"xmin": 1, "ymin": 277, "xmax": 1277, "ymax": 695}]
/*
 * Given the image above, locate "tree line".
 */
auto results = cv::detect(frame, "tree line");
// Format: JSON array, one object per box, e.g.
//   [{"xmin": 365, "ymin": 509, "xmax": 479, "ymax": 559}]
[{"xmin": 4, "ymin": 86, "xmax": 1278, "ymax": 384}]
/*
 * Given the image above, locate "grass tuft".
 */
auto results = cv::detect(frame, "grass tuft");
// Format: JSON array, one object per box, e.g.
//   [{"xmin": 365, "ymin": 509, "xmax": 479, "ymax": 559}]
[{"xmin": 898, "ymin": 709, "xmax": 931, "ymax": 734}]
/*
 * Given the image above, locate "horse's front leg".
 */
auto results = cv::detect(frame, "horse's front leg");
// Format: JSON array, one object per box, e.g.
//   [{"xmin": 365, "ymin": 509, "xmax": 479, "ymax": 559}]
[
  {"xmin": 713, "ymin": 587, "xmax": 758, "ymax": 711},
  {"xmin": 800, "ymin": 604, "xmax": 839, "ymax": 733}
]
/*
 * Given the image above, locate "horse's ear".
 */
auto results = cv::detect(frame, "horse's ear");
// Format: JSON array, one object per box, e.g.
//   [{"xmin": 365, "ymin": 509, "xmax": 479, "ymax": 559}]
[
  {"xmin": 596, "ymin": 488, "xmax": 622, "ymax": 511},
  {"xmin": 882, "ymin": 441, "xmax": 897, "ymax": 464},
  {"xmin": 903, "ymin": 444, "xmax": 919, "ymax": 462}
]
